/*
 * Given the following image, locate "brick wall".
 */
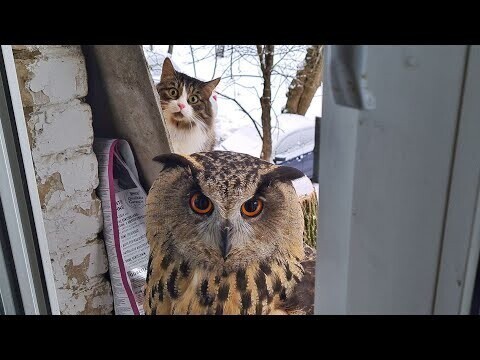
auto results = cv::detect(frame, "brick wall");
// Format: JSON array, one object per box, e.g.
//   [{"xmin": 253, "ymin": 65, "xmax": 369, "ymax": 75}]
[{"xmin": 13, "ymin": 45, "xmax": 113, "ymax": 314}]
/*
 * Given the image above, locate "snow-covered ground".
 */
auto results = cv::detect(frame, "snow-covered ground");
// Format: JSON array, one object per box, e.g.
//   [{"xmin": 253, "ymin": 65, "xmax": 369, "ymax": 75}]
[
  {"xmin": 143, "ymin": 45, "xmax": 323, "ymax": 153},
  {"xmin": 217, "ymin": 113, "xmax": 315, "ymax": 159}
]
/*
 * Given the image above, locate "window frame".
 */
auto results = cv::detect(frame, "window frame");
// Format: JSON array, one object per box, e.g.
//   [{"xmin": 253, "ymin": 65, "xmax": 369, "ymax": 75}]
[{"xmin": 0, "ymin": 45, "xmax": 58, "ymax": 314}]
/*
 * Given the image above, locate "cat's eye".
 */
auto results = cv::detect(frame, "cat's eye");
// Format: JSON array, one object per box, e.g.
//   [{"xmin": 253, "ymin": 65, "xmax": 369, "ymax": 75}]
[
  {"xmin": 190, "ymin": 192, "xmax": 213, "ymax": 215},
  {"xmin": 168, "ymin": 88, "xmax": 178, "ymax": 97},
  {"xmin": 241, "ymin": 197, "xmax": 264, "ymax": 218},
  {"xmin": 188, "ymin": 95, "xmax": 199, "ymax": 104}
]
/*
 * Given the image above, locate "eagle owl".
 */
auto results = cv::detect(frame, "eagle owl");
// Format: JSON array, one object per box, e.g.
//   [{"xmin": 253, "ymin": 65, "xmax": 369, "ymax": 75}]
[{"xmin": 144, "ymin": 151, "xmax": 316, "ymax": 315}]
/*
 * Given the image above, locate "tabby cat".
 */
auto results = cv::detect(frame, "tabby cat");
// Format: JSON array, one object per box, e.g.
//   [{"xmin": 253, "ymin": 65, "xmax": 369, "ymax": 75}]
[{"xmin": 156, "ymin": 58, "xmax": 220, "ymax": 154}]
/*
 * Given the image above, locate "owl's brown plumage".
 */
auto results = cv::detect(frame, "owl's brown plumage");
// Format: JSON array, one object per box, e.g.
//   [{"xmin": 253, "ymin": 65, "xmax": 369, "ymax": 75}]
[{"xmin": 144, "ymin": 151, "xmax": 316, "ymax": 315}]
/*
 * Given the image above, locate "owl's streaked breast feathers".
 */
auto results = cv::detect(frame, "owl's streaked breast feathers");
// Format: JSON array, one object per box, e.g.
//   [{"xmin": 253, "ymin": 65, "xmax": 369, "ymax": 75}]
[{"xmin": 144, "ymin": 151, "xmax": 316, "ymax": 315}]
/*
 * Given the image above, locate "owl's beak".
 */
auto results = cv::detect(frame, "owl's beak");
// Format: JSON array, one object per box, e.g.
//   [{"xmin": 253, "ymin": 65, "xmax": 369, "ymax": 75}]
[{"xmin": 220, "ymin": 226, "xmax": 232, "ymax": 260}]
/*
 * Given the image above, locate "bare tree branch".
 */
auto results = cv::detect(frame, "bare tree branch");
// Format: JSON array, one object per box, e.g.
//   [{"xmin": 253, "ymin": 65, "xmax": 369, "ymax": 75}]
[
  {"xmin": 272, "ymin": 45, "xmax": 297, "ymax": 68},
  {"xmin": 189, "ymin": 45, "xmax": 197, "ymax": 77},
  {"xmin": 146, "ymin": 44, "xmax": 316, "ymax": 161},
  {"xmin": 216, "ymin": 91, "xmax": 263, "ymax": 140},
  {"xmin": 230, "ymin": 46, "xmax": 234, "ymax": 79},
  {"xmin": 229, "ymin": 82, "xmax": 262, "ymax": 99},
  {"xmin": 258, "ymin": 45, "xmax": 274, "ymax": 160},
  {"xmin": 256, "ymin": 45, "xmax": 265, "ymax": 72},
  {"xmin": 227, "ymin": 74, "xmax": 263, "ymax": 79},
  {"xmin": 272, "ymin": 75, "xmax": 290, "ymax": 104},
  {"xmin": 212, "ymin": 52, "xmax": 218, "ymax": 79},
  {"xmin": 189, "ymin": 45, "xmax": 216, "ymax": 63}
]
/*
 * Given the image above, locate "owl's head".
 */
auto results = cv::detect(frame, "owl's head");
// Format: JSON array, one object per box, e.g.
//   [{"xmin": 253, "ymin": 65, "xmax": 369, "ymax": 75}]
[{"xmin": 146, "ymin": 151, "xmax": 306, "ymax": 273}]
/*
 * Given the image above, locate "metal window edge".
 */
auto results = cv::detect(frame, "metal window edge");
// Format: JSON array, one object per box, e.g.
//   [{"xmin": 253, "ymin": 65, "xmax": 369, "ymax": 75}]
[{"xmin": 1, "ymin": 45, "xmax": 60, "ymax": 315}]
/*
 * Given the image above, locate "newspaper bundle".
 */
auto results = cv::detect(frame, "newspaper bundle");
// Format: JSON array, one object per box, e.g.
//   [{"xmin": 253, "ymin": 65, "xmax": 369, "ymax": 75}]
[{"xmin": 94, "ymin": 138, "xmax": 149, "ymax": 315}]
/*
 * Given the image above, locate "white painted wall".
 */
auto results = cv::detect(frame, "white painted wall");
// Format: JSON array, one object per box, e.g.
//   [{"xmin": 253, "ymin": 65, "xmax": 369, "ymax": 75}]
[
  {"xmin": 315, "ymin": 45, "xmax": 473, "ymax": 314},
  {"xmin": 434, "ymin": 46, "xmax": 480, "ymax": 314},
  {"xmin": 12, "ymin": 45, "xmax": 113, "ymax": 314},
  {"xmin": 314, "ymin": 45, "xmax": 359, "ymax": 313}
]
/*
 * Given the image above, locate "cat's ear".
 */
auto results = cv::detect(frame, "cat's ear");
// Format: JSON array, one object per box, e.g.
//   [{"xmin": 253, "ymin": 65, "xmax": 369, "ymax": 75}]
[
  {"xmin": 203, "ymin": 77, "xmax": 221, "ymax": 96},
  {"xmin": 161, "ymin": 57, "xmax": 176, "ymax": 80}
]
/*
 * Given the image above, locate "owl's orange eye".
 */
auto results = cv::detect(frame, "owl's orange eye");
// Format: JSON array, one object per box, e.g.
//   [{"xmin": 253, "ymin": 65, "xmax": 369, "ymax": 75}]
[
  {"xmin": 241, "ymin": 197, "xmax": 263, "ymax": 217},
  {"xmin": 190, "ymin": 192, "xmax": 213, "ymax": 215}
]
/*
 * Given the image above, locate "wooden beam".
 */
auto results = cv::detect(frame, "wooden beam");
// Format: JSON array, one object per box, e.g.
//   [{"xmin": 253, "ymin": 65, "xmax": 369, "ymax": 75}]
[{"xmin": 82, "ymin": 45, "xmax": 172, "ymax": 190}]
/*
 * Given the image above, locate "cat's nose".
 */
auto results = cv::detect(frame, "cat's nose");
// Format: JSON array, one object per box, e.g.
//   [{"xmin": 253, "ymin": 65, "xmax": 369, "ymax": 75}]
[{"xmin": 178, "ymin": 103, "xmax": 186, "ymax": 110}]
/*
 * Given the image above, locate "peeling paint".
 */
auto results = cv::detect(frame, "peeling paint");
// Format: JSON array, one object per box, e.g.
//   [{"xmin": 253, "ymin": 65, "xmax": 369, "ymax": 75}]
[
  {"xmin": 28, "ymin": 100, "xmax": 94, "ymax": 158},
  {"xmin": 79, "ymin": 282, "xmax": 114, "ymax": 315},
  {"xmin": 56, "ymin": 276, "xmax": 113, "ymax": 315},
  {"xmin": 44, "ymin": 208, "xmax": 103, "ymax": 252},
  {"xmin": 65, "ymin": 253, "xmax": 91, "ymax": 287},
  {"xmin": 51, "ymin": 239, "xmax": 109, "ymax": 288},
  {"xmin": 13, "ymin": 46, "xmax": 87, "ymax": 107},
  {"xmin": 73, "ymin": 197, "xmax": 102, "ymax": 217},
  {"xmin": 12, "ymin": 45, "xmax": 113, "ymax": 314},
  {"xmin": 37, "ymin": 172, "xmax": 64, "ymax": 208}
]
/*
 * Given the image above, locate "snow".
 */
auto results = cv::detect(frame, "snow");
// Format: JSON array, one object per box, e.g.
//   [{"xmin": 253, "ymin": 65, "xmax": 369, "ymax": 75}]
[
  {"xmin": 142, "ymin": 45, "xmax": 323, "ymax": 157},
  {"xmin": 143, "ymin": 49, "xmax": 182, "ymax": 82},
  {"xmin": 271, "ymin": 113, "xmax": 315, "ymax": 133},
  {"xmin": 217, "ymin": 114, "xmax": 316, "ymax": 160},
  {"xmin": 292, "ymin": 175, "xmax": 315, "ymax": 197},
  {"xmin": 216, "ymin": 126, "xmax": 261, "ymax": 156}
]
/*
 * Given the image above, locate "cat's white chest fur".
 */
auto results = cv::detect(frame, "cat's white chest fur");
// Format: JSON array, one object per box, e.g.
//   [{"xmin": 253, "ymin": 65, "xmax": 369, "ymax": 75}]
[{"xmin": 166, "ymin": 121, "xmax": 212, "ymax": 155}]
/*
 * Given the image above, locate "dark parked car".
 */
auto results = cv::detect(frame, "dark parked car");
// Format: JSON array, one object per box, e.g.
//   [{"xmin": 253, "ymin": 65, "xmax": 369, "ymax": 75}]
[{"xmin": 217, "ymin": 114, "xmax": 315, "ymax": 179}]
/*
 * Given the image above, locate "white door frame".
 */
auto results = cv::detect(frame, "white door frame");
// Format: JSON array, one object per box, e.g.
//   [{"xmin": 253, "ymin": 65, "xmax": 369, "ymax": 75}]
[
  {"xmin": 433, "ymin": 45, "xmax": 480, "ymax": 315},
  {"xmin": 315, "ymin": 45, "xmax": 479, "ymax": 314}
]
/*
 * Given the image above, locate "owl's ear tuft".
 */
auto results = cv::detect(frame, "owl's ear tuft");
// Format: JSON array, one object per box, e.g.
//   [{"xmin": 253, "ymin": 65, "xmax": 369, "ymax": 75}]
[
  {"xmin": 259, "ymin": 165, "xmax": 306, "ymax": 190},
  {"xmin": 153, "ymin": 153, "xmax": 196, "ymax": 173}
]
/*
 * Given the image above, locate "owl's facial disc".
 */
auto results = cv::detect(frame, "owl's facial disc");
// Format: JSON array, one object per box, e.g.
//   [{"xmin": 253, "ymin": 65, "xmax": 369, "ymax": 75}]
[
  {"xmin": 149, "ymin": 151, "xmax": 306, "ymax": 271},
  {"xmin": 184, "ymin": 164, "xmax": 305, "ymax": 267}
]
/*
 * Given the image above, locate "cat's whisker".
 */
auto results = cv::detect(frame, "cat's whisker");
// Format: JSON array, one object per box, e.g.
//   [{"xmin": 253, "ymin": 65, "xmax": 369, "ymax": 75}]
[
  {"xmin": 193, "ymin": 115, "xmax": 208, "ymax": 131},
  {"xmin": 190, "ymin": 115, "xmax": 206, "ymax": 132}
]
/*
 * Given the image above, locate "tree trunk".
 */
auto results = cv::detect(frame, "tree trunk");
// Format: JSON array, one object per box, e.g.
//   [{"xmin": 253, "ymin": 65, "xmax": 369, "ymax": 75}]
[
  {"xmin": 260, "ymin": 77, "xmax": 272, "ymax": 161},
  {"xmin": 284, "ymin": 45, "xmax": 324, "ymax": 116},
  {"xmin": 257, "ymin": 45, "xmax": 274, "ymax": 161}
]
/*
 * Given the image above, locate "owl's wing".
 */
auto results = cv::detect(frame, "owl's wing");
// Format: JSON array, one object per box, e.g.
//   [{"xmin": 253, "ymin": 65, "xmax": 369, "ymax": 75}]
[
  {"xmin": 279, "ymin": 243, "xmax": 316, "ymax": 315},
  {"xmin": 279, "ymin": 179, "xmax": 318, "ymax": 315}
]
